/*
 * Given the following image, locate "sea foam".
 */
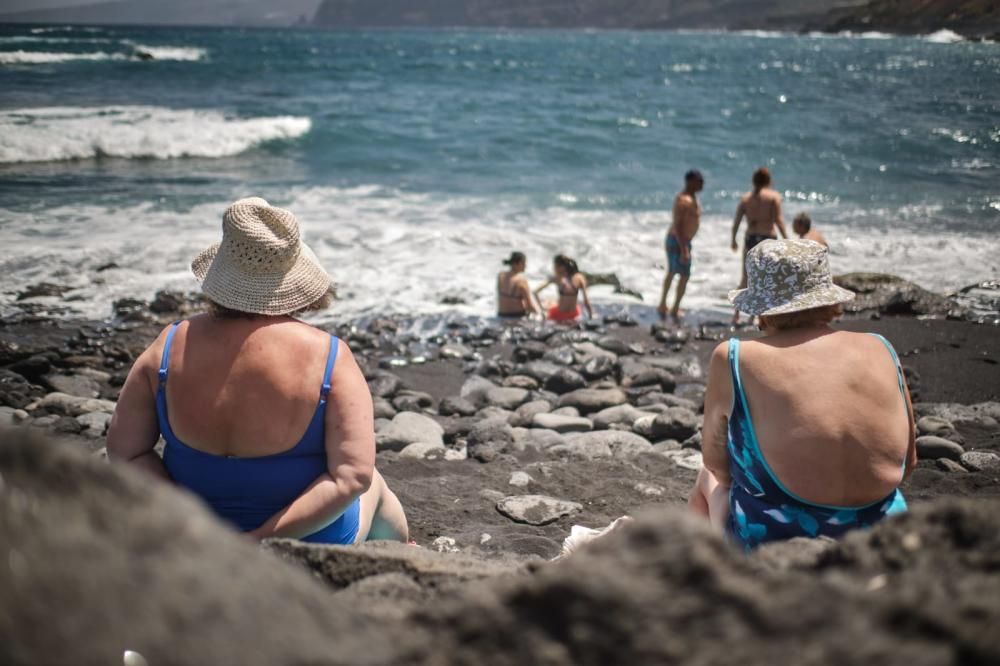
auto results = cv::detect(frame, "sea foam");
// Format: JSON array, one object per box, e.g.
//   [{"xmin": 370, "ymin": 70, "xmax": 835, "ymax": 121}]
[
  {"xmin": 0, "ymin": 106, "xmax": 312, "ymax": 163},
  {"xmin": 0, "ymin": 50, "xmax": 127, "ymax": 64},
  {"xmin": 2, "ymin": 185, "xmax": 996, "ymax": 323},
  {"xmin": 924, "ymin": 29, "xmax": 964, "ymax": 44}
]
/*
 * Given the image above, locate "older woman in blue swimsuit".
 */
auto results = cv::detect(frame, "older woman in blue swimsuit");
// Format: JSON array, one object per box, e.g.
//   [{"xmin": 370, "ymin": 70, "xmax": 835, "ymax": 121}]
[
  {"xmin": 108, "ymin": 198, "xmax": 408, "ymax": 544},
  {"xmin": 689, "ymin": 240, "xmax": 916, "ymax": 550}
]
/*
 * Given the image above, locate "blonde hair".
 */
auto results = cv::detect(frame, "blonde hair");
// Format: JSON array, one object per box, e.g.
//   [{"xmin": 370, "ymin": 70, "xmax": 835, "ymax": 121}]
[{"xmin": 759, "ymin": 304, "xmax": 842, "ymax": 332}]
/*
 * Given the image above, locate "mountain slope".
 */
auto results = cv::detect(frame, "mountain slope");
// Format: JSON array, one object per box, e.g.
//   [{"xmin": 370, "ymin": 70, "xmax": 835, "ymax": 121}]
[
  {"xmin": 818, "ymin": 0, "xmax": 1000, "ymax": 38},
  {"xmin": 311, "ymin": 0, "xmax": 861, "ymax": 31},
  {"xmin": 0, "ymin": 0, "xmax": 321, "ymax": 26}
]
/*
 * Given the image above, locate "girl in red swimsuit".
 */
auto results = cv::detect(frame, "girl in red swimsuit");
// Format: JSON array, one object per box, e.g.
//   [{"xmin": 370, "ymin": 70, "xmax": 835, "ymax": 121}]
[{"xmin": 534, "ymin": 254, "xmax": 593, "ymax": 322}]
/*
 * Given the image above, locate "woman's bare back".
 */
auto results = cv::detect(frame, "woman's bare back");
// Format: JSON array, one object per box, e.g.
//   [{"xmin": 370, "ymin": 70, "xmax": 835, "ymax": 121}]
[
  {"xmin": 155, "ymin": 315, "xmax": 334, "ymax": 458},
  {"xmin": 738, "ymin": 330, "xmax": 912, "ymax": 506}
]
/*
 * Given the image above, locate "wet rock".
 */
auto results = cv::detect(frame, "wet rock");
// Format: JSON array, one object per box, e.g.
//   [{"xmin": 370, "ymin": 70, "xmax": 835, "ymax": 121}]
[
  {"xmin": 375, "ymin": 412, "xmax": 444, "ymax": 452},
  {"xmin": 835, "ymin": 273, "xmax": 956, "ymax": 317},
  {"xmin": 592, "ymin": 404, "xmax": 654, "ymax": 430},
  {"xmin": 148, "ymin": 290, "xmax": 194, "ymax": 314},
  {"xmin": 17, "ymin": 282, "xmax": 72, "ymax": 300},
  {"xmin": 373, "ymin": 397, "xmax": 398, "ymax": 420},
  {"xmin": 112, "ymin": 297, "xmax": 152, "ymax": 322},
  {"xmin": 366, "ymin": 371, "xmax": 402, "ymax": 399},
  {"xmin": 531, "ymin": 413, "xmax": 593, "ymax": 433},
  {"xmin": 508, "ymin": 400, "xmax": 553, "ymax": 428},
  {"xmin": 580, "ymin": 355, "xmax": 616, "ymax": 380},
  {"xmin": 485, "ymin": 386, "xmax": 530, "ymax": 410},
  {"xmin": 543, "ymin": 368, "xmax": 586, "ymax": 394},
  {"xmin": 398, "ymin": 441, "xmax": 447, "ymax": 460},
  {"xmin": 496, "ymin": 495, "xmax": 582, "ymax": 526},
  {"xmin": 648, "ymin": 407, "xmax": 700, "ymax": 441},
  {"xmin": 960, "ymin": 451, "xmax": 1000, "ymax": 473},
  {"xmin": 553, "ymin": 431, "xmax": 653, "ymax": 459},
  {"xmin": 916, "ymin": 416, "xmax": 963, "ymax": 444},
  {"xmin": 513, "ymin": 360, "xmax": 563, "ymax": 384},
  {"xmin": 440, "ymin": 343, "xmax": 475, "ymax": 360},
  {"xmin": 43, "ymin": 373, "xmax": 102, "ymax": 399},
  {"xmin": 502, "ymin": 375, "xmax": 539, "ymax": 391},
  {"xmin": 439, "ymin": 396, "xmax": 477, "ymax": 417},
  {"xmin": 52, "ymin": 415, "xmax": 84, "ymax": 434},
  {"xmin": 542, "ymin": 346, "xmax": 576, "ymax": 366},
  {"xmin": 392, "ymin": 390, "xmax": 435, "ymax": 413},
  {"xmin": 596, "ymin": 336, "xmax": 631, "ymax": 355},
  {"xmin": 513, "ymin": 341, "xmax": 548, "ymax": 363},
  {"xmin": 8, "ymin": 354, "xmax": 53, "ymax": 383},
  {"xmin": 556, "ymin": 387, "xmax": 627, "ymax": 414},
  {"xmin": 915, "ymin": 435, "xmax": 965, "ymax": 461}
]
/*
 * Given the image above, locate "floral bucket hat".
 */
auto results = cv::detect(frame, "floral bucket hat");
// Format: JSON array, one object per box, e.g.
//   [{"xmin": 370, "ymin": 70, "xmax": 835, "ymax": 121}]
[{"xmin": 728, "ymin": 239, "xmax": 855, "ymax": 316}]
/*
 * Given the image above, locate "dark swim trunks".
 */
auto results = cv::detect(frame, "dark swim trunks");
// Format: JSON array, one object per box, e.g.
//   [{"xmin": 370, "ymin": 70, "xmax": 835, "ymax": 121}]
[
  {"xmin": 666, "ymin": 234, "xmax": 692, "ymax": 277},
  {"xmin": 745, "ymin": 233, "xmax": 777, "ymax": 254}
]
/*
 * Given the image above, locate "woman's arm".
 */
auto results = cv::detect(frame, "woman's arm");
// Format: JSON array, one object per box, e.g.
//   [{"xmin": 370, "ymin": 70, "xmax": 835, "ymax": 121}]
[
  {"xmin": 900, "ymin": 371, "xmax": 918, "ymax": 481},
  {"xmin": 576, "ymin": 275, "xmax": 593, "ymax": 319},
  {"xmin": 701, "ymin": 342, "xmax": 734, "ymax": 487},
  {"xmin": 518, "ymin": 279, "xmax": 538, "ymax": 315},
  {"xmin": 107, "ymin": 329, "xmax": 171, "ymax": 481},
  {"xmin": 533, "ymin": 278, "xmax": 553, "ymax": 298},
  {"xmin": 249, "ymin": 340, "xmax": 375, "ymax": 540},
  {"xmin": 731, "ymin": 200, "xmax": 745, "ymax": 251}
]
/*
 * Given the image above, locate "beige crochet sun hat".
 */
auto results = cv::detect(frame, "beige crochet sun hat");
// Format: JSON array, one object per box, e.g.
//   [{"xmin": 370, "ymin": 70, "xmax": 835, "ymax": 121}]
[
  {"xmin": 729, "ymin": 239, "xmax": 855, "ymax": 316},
  {"xmin": 191, "ymin": 197, "xmax": 332, "ymax": 315}
]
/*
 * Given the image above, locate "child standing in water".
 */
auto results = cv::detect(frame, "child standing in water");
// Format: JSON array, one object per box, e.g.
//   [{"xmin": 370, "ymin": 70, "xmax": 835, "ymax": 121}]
[{"xmin": 535, "ymin": 254, "xmax": 593, "ymax": 322}]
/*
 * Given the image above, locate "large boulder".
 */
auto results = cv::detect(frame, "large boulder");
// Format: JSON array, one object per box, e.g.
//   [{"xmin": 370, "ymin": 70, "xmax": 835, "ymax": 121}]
[
  {"xmin": 375, "ymin": 412, "xmax": 444, "ymax": 452},
  {"xmin": 834, "ymin": 273, "xmax": 957, "ymax": 317},
  {"xmin": 0, "ymin": 428, "xmax": 390, "ymax": 666},
  {"xmin": 557, "ymin": 388, "xmax": 627, "ymax": 415}
]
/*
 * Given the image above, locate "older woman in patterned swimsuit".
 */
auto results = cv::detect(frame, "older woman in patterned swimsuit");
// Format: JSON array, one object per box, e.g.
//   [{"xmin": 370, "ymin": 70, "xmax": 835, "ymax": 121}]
[{"xmin": 688, "ymin": 239, "xmax": 917, "ymax": 550}]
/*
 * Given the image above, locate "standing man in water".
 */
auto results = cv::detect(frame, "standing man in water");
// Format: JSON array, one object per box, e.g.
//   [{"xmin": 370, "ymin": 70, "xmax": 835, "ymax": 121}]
[
  {"xmin": 657, "ymin": 169, "xmax": 703, "ymax": 321},
  {"xmin": 731, "ymin": 167, "xmax": 788, "ymax": 323}
]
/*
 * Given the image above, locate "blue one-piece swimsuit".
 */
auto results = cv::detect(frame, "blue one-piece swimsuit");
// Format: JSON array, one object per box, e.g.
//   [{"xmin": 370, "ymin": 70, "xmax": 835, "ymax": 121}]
[
  {"xmin": 725, "ymin": 335, "xmax": 909, "ymax": 551},
  {"xmin": 157, "ymin": 322, "xmax": 361, "ymax": 544}
]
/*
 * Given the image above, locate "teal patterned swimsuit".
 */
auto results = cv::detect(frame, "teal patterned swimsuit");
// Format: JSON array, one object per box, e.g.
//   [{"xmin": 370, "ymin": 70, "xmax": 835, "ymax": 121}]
[{"xmin": 725, "ymin": 335, "xmax": 909, "ymax": 551}]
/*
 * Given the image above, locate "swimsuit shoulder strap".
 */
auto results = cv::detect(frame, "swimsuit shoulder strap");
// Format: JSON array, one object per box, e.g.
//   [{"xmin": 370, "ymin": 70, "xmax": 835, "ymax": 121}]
[
  {"xmin": 867, "ymin": 333, "xmax": 907, "ymax": 403},
  {"xmin": 727, "ymin": 337, "xmax": 747, "ymax": 418},
  {"xmin": 320, "ymin": 335, "xmax": 340, "ymax": 400},
  {"xmin": 158, "ymin": 321, "xmax": 182, "ymax": 388}
]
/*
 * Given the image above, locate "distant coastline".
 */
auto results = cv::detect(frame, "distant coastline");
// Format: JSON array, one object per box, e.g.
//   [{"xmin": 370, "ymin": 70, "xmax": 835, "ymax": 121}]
[{"xmin": 2, "ymin": 0, "xmax": 998, "ymax": 41}]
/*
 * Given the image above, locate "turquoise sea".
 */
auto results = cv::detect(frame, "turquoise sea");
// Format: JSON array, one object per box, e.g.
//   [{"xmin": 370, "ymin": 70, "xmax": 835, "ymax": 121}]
[{"xmin": 1, "ymin": 25, "xmax": 998, "ymax": 320}]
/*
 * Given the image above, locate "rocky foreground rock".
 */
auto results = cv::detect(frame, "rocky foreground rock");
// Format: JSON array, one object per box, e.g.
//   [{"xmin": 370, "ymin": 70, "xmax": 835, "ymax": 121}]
[{"xmin": 3, "ymin": 428, "xmax": 1000, "ymax": 666}]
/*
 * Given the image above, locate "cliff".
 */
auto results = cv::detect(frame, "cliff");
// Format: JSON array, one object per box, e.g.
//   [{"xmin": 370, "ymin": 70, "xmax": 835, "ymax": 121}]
[{"xmin": 818, "ymin": 0, "xmax": 1000, "ymax": 38}]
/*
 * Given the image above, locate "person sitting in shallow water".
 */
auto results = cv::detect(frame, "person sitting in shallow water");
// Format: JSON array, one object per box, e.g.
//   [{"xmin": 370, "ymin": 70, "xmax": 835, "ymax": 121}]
[
  {"xmin": 688, "ymin": 239, "xmax": 916, "ymax": 551},
  {"xmin": 107, "ymin": 197, "xmax": 408, "ymax": 545},
  {"xmin": 497, "ymin": 251, "xmax": 539, "ymax": 319},
  {"xmin": 534, "ymin": 254, "xmax": 593, "ymax": 322},
  {"xmin": 792, "ymin": 212, "xmax": 829, "ymax": 248}
]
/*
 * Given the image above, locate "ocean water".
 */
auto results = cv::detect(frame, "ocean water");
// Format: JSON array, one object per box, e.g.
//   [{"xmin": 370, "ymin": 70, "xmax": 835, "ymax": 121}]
[{"xmin": 1, "ymin": 24, "xmax": 998, "ymax": 323}]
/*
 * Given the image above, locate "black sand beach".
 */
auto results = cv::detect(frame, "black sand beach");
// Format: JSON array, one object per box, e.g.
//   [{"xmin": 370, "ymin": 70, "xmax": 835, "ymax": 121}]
[{"xmin": 1, "ymin": 276, "xmax": 999, "ymax": 665}]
